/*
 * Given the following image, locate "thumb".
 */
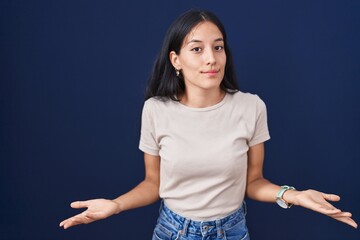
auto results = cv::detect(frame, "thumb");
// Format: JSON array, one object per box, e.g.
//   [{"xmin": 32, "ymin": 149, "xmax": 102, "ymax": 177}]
[
  {"xmin": 70, "ymin": 201, "xmax": 89, "ymax": 209},
  {"xmin": 322, "ymin": 193, "xmax": 340, "ymax": 202}
]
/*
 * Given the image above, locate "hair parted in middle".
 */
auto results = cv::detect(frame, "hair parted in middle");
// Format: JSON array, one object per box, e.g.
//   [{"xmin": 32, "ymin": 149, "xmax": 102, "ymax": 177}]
[{"xmin": 145, "ymin": 9, "xmax": 239, "ymax": 101}]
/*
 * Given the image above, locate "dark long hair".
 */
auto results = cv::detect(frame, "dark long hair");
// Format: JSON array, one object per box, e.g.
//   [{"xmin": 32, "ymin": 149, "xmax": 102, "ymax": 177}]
[{"xmin": 145, "ymin": 9, "xmax": 239, "ymax": 100}]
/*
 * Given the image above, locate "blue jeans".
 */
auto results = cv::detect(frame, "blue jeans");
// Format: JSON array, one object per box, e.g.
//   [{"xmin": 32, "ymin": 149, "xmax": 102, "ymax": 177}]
[{"xmin": 152, "ymin": 202, "xmax": 250, "ymax": 240}]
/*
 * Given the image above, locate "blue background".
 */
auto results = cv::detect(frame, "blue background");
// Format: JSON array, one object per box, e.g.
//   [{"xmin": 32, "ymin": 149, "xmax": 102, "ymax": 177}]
[{"xmin": 1, "ymin": 0, "xmax": 359, "ymax": 239}]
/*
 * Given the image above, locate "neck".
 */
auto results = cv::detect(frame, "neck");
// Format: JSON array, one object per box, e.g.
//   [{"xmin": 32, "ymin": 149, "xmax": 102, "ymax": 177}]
[{"xmin": 179, "ymin": 88, "xmax": 225, "ymax": 108}]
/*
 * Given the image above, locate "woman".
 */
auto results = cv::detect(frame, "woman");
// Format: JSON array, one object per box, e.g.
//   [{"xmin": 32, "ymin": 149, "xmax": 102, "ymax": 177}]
[{"xmin": 59, "ymin": 9, "xmax": 357, "ymax": 239}]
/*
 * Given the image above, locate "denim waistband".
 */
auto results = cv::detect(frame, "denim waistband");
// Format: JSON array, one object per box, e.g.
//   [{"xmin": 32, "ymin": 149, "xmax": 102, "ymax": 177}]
[{"xmin": 158, "ymin": 201, "xmax": 247, "ymax": 238}]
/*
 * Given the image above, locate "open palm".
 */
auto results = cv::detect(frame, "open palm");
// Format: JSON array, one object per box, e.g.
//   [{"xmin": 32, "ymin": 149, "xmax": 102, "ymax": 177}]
[
  {"xmin": 59, "ymin": 198, "xmax": 119, "ymax": 229},
  {"xmin": 294, "ymin": 189, "xmax": 357, "ymax": 228}
]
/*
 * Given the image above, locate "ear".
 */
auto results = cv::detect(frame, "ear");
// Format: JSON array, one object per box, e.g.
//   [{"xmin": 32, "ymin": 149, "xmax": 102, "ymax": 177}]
[{"xmin": 169, "ymin": 51, "xmax": 181, "ymax": 70}]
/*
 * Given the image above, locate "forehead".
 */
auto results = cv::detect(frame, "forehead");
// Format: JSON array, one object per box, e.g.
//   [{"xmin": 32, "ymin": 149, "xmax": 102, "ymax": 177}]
[{"xmin": 183, "ymin": 21, "xmax": 223, "ymax": 44}]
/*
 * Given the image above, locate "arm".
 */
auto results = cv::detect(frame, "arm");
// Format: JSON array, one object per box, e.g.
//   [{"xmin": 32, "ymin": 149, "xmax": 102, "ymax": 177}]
[
  {"xmin": 246, "ymin": 143, "xmax": 358, "ymax": 228},
  {"xmin": 59, "ymin": 153, "xmax": 160, "ymax": 229},
  {"xmin": 113, "ymin": 153, "xmax": 160, "ymax": 211}
]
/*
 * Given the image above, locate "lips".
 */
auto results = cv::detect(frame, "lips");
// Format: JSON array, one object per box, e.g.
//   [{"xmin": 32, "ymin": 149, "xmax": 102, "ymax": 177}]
[
  {"xmin": 201, "ymin": 70, "xmax": 219, "ymax": 74},
  {"xmin": 201, "ymin": 70, "xmax": 220, "ymax": 77}
]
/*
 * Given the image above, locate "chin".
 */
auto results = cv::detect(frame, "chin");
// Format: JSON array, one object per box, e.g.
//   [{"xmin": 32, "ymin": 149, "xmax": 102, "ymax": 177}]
[{"xmin": 200, "ymin": 82, "xmax": 222, "ymax": 91}]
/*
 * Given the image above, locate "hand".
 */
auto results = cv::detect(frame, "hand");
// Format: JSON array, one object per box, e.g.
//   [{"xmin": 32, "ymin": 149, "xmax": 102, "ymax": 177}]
[
  {"xmin": 59, "ymin": 198, "xmax": 120, "ymax": 229},
  {"xmin": 287, "ymin": 189, "xmax": 358, "ymax": 228}
]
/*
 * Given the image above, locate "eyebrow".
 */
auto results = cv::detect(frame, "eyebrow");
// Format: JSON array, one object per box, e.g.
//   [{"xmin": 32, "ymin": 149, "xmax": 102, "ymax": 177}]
[{"xmin": 187, "ymin": 38, "xmax": 224, "ymax": 45}]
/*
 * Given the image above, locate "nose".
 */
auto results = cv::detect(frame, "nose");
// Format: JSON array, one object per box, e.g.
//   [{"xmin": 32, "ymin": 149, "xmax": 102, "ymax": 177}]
[{"xmin": 205, "ymin": 49, "xmax": 216, "ymax": 65}]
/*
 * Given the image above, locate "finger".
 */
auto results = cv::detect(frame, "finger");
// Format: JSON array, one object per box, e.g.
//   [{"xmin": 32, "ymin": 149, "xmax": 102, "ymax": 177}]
[
  {"xmin": 63, "ymin": 215, "xmax": 91, "ymax": 229},
  {"xmin": 321, "ymin": 193, "xmax": 340, "ymax": 202},
  {"xmin": 317, "ymin": 207, "xmax": 341, "ymax": 215},
  {"xmin": 59, "ymin": 219, "xmax": 68, "ymax": 227},
  {"xmin": 60, "ymin": 217, "xmax": 81, "ymax": 229},
  {"xmin": 309, "ymin": 202, "xmax": 341, "ymax": 216},
  {"xmin": 62, "ymin": 220, "xmax": 77, "ymax": 229},
  {"xmin": 328, "ymin": 211, "xmax": 352, "ymax": 218},
  {"xmin": 60, "ymin": 219, "xmax": 76, "ymax": 229},
  {"xmin": 59, "ymin": 216, "xmax": 77, "ymax": 228},
  {"xmin": 60, "ymin": 212, "xmax": 91, "ymax": 229},
  {"xmin": 332, "ymin": 216, "xmax": 358, "ymax": 229},
  {"xmin": 63, "ymin": 220, "xmax": 80, "ymax": 229},
  {"xmin": 313, "ymin": 200, "xmax": 340, "ymax": 213},
  {"xmin": 70, "ymin": 201, "xmax": 89, "ymax": 209},
  {"xmin": 59, "ymin": 221, "xmax": 64, "ymax": 227}
]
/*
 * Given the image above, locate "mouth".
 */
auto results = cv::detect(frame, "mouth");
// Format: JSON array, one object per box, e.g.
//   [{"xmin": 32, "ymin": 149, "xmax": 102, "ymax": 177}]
[{"xmin": 201, "ymin": 70, "xmax": 220, "ymax": 76}]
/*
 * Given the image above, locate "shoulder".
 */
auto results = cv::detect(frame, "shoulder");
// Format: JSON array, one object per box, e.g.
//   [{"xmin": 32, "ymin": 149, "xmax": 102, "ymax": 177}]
[
  {"xmin": 229, "ymin": 90, "xmax": 266, "ymax": 106},
  {"xmin": 143, "ymin": 96, "xmax": 175, "ymax": 112}
]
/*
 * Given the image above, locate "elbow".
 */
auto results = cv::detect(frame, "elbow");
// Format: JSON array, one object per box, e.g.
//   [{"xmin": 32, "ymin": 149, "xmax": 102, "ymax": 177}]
[{"xmin": 246, "ymin": 176, "xmax": 265, "ymax": 200}]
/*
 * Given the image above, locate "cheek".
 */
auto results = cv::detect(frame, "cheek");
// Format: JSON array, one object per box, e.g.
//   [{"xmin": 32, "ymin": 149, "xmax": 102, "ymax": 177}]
[
  {"xmin": 221, "ymin": 54, "xmax": 227, "ymax": 66},
  {"xmin": 214, "ymin": 52, "xmax": 226, "ymax": 68},
  {"xmin": 181, "ymin": 59, "xmax": 199, "ymax": 72},
  {"xmin": 221, "ymin": 59, "xmax": 227, "ymax": 72}
]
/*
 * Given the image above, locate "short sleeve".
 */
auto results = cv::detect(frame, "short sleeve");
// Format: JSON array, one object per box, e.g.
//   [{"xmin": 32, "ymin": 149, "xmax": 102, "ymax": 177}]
[
  {"xmin": 248, "ymin": 96, "xmax": 271, "ymax": 147},
  {"xmin": 139, "ymin": 100, "xmax": 160, "ymax": 156}
]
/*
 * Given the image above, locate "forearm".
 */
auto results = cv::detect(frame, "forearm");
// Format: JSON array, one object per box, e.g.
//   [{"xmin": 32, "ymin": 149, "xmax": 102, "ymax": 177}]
[
  {"xmin": 113, "ymin": 179, "xmax": 160, "ymax": 214},
  {"xmin": 246, "ymin": 177, "xmax": 301, "ymax": 206},
  {"xmin": 246, "ymin": 177, "xmax": 282, "ymax": 202},
  {"xmin": 246, "ymin": 144, "xmax": 297, "ymax": 203},
  {"xmin": 245, "ymin": 144, "xmax": 357, "ymax": 228}
]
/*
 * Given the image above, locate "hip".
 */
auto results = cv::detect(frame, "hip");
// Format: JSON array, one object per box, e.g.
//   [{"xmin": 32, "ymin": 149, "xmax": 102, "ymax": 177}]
[{"xmin": 152, "ymin": 201, "xmax": 250, "ymax": 240}]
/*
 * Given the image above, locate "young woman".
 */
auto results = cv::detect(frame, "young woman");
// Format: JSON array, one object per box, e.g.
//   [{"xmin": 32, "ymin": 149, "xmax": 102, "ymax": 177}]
[{"xmin": 59, "ymin": 9, "xmax": 357, "ymax": 239}]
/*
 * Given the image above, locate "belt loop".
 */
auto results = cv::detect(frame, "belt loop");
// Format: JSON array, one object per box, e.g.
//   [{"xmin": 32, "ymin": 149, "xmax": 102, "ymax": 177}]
[
  {"xmin": 216, "ymin": 219, "xmax": 223, "ymax": 238},
  {"xmin": 243, "ymin": 200, "xmax": 247, "ymax": 216},
  {"xmin": 181, "ymin": 219, "xmax": 190, "ymax": 237},
  {"xmin": 159, "ymin": 200, "xmax": 164, "ymax": 214}
]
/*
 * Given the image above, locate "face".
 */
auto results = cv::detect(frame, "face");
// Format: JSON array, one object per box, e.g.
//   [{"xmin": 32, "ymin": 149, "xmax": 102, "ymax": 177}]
[{"xmin": 170, "ymin": 21, "xmax": 226, "ymax": 93}]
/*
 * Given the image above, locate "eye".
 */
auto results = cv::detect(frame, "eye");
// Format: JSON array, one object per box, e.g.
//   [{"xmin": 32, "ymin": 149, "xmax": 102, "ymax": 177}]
[
  {"xmin": 215, "ymin": 46, "xmax": 224, "ymax": 51},
  {"xmin": 191, "ymin": 47, "xmax": 202, "ymax": 52}
]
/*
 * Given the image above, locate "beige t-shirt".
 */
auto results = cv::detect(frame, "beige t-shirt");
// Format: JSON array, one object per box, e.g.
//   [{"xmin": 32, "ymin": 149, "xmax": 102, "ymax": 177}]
[{"xmin": 139, "ymin": 91, "xmax": 270, "ymax": 220}]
